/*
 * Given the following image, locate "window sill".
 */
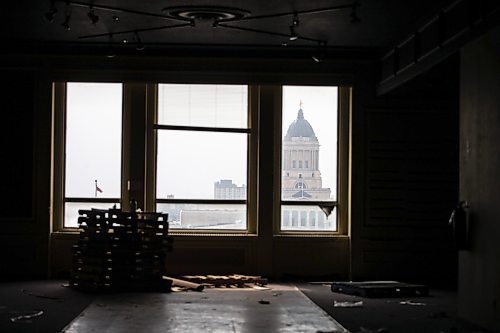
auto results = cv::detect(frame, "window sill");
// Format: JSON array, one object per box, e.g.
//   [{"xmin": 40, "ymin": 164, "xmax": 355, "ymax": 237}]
[
  {"xmin": 169, "ymin": 231, "xmax": 258, "ymax": 238},
  {"xmin": 274, "ymin": 233, "xmax": 348, "ymax": 238}
]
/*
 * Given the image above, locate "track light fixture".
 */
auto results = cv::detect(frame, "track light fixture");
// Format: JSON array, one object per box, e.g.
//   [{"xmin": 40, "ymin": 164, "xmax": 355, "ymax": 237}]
[
  {"xmin": 44, "ymin": 1, "xmax": 58, "ymax": 23},
  {"xmin": 134, "ymin": 31, "xmax": 144, "ymax": 51},
  {"xmin": 61, "ymin": 14, "xmax": 71, "ymax": 30},
  {"xmin": 350, "ymin": 1, "xmax": 360, "ymax": 23},
  {"xmin": 311, "ymin": 41, "xmax": 328, "ymax": 63},
  {"xmin": 106, "ymin": 35, "xmax": 116, "ymax": 58},
  {"xmin": 61, "ymin": 2, "xmax": 71, "ymax": 30},
  {"xmin": 87, "ymin": 6, "xmax": 99, "ymax": 24},
  {"xmin": 289, "ymin": 26, "xmax": 298, "ymax": 41},
  {"xmin": 289, "ymin": 13, "xmax": 299, "ymax": 41}
]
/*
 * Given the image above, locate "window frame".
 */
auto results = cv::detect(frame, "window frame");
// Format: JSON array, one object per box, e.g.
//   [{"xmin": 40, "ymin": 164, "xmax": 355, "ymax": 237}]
[
  {"xmin": 273, "ymin": 86, "xmax": 350, "ymax": 236},
  {"xmin": 52, "ymin": 82, "xmax": 123, "ymax": 231},
  {"xmin": 146, "ymin": 84, "xmax": 259, "ymax": 235}
]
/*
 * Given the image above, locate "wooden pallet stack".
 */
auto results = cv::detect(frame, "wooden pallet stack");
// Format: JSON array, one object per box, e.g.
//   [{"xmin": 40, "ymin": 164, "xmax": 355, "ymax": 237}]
[{"xmin": 70, "ymin": 208, "xmax": 173, "ymax": 291}]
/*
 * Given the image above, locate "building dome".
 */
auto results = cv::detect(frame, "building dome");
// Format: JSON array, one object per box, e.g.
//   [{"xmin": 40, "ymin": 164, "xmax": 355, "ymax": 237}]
[{"xmin": 285, "ymin": 108, "xmax": 317, "ymax": 141}]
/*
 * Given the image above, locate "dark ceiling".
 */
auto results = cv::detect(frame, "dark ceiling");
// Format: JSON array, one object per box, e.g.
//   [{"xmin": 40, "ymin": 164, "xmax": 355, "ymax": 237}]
[{"xmin": 6, "ymin": 0, "xmax": 450, "ymax": 57}]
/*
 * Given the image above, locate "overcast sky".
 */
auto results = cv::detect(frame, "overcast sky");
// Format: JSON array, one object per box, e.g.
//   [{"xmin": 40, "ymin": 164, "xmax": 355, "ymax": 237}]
[{"xmin": 65, "ymin": 83, "xmax": 338, "ymax": 200}]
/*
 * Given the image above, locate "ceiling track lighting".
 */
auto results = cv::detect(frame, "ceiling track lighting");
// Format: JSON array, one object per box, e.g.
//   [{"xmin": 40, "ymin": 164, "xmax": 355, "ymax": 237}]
[
  {"xmin": 46, "ymin": 1, "xmax": 360, "ymax": 58},
  {"xmin": 350, "ymin": 1, "xmax": 360, "ymax": 24},
  {"xmin": 134, "ymin": 31, "xmax": 144, "ymax": 51},
  {"xmin": 312, "ymin": 41, "xmax": 328, "ymax": 63},
  {"xmin": 106, "ymin": 35, "xmax": 116, "ymax": 58},
  {"xmin": 61, "ymin": 2, "xmax": 72, "ymax": 31},
  {"xmin": 288, "ymin": 13, "xmax": 299, "ymax": 41},
  {"xmin": 87, "ymin": 6, "xmax": 99, "ymax": 24},
  {"xmin": 44, "ymin": 0, "xmax": 58, "ymax": 23}
]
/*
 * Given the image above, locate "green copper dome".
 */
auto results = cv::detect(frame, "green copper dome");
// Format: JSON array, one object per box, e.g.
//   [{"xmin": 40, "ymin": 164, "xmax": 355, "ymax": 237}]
[{"xmin": 284, "ymin": 108, "xmax": 317, "ymax": 141}]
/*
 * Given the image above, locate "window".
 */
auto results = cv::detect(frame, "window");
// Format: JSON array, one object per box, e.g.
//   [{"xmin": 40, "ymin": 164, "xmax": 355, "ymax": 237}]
[
  {"xmin": 279, "ymin": 86, "xmax": 340, "ymax": 232},
  {"xmin": 57, "ymin": 82, "xmax": 122, "ymax": 228},
  {"xmin": 53, "ymin": 82, "xmax": 348, "ymax": 235},
  {"xmin": 155, "ymin": 84, "xmax": 253, "ymax": 231}
]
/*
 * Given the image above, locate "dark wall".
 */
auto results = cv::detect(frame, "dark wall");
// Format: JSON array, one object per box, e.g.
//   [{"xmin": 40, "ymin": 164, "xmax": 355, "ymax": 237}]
[
  {"xmin": 351, "ymin": 55, "xmax": 459, "ymax": 286},
  {"xmin": 0, "ymin": 70, "xmax": 52, "ymax": 279},
  {"xmin": 458, "ymin": 27, "xmax": 500, "ymax": 331},
  {"xmin": 1, "ymin": 71, "xmax": 34, "ymax": 218}
]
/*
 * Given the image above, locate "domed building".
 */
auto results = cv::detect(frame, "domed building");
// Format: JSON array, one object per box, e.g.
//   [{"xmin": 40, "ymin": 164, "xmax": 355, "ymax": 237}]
[
  {"xmin": 282, "ymin": 107, "xmax": 331, "ymax": 200},
  {"xmin": 281, "ymin": 105, "xmax": 333, "ymax": 230}
]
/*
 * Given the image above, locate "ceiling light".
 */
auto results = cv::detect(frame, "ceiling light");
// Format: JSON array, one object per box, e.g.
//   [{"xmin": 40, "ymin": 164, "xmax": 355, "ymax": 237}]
[
  {"xmin": 289, "ymin": 13, "xmax": 299, "ymax": 41},
  {"xmin": 135, "ymin": 31, "xmax": 144, "ymax": 51},
  {"xmin": 44, "ymin": 1, "xmax": 58, "ymax": 23},
  {"xmin": 289, "ymin": 26, "xmax": 298, "ymax": 41},
  {"xmin": 61, "ymin": 3, "xmax": 71, "ymax": 30},
  {"xmin": 88, "ymin": 7, "xmax": 99, "ymax": 24},
  {"xmin": 106, "ymin": 35, "xmax": 116, "ymax": 58},
  {"xmin": 61, "ymin": 14, "xmax": 71, "ymax": 30},
  {"xmin": 350, "ymin": 2, "xmax": 360, "ymax": 23},
  {"xmin": 67, "ymin": 2, "xmax": 357, "ymax": 48},
  {"xmin": 312, "ymin": 42, "xmax": 327, "ymax": 62}
]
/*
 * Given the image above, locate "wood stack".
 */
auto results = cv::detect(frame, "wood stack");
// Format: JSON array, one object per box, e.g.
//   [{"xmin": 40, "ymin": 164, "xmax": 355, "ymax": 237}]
[
  {"xmin": 70, "ymin": 208, "xmax": 173, "ymax": 291},
  {"xmin": 180, "ymin": 274, "xmax": 268, "ymax": 288}
]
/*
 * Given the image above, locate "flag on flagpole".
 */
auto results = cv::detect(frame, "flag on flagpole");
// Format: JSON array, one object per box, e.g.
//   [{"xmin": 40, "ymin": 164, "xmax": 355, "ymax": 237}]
[{"xmin": 95, "ymin": 180, "xmax": 103, "ymax": 197}]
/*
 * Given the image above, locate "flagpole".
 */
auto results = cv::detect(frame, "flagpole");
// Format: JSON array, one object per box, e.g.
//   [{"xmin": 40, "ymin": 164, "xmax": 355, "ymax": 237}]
[{"xmin": 95, "ymin": 179, "xmax": 97, "ymax": 198}]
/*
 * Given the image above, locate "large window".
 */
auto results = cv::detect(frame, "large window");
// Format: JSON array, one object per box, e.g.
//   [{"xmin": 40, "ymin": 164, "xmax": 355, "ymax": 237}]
[
  {"xmin": 280, "ymin": 86, "xmax": 339, "ymax": 232},
  {"xmin": 62, "ymin": 83, "xmax": 122, "ymax": 227},
  {"xmin": 155, "ymin": 84, "xmax": 251, "ymax": 230},
  {"xmin": 53, "ymin": 82, "xmax": 347, "ymax": 235}
]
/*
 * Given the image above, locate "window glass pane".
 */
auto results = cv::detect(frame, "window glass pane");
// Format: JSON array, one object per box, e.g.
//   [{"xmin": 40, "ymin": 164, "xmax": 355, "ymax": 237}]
[
  {"xmin": 157, "ymin": 203, "xmax": 246, "ymax": 230},
  {"xmin": 281, "ymin": 86, "xmax": 338, "ymax": 201},
  {"xmin": 281, "ymin": 206, "xmax": 337, "ymax": 231},
  {"xmin": 157, "ymin": 131, "xmax": 247, "ymax": 200},
  {"xmin": 64, "ymin": 202, "xmax": 120, "ymax": 228},
  {"xmin": 157, "ymin": 84, "xmax": 247, "ymax": 128},
  {"xmin": 65, "ymin": 83, "xmax": 122, "ymax": 198}
]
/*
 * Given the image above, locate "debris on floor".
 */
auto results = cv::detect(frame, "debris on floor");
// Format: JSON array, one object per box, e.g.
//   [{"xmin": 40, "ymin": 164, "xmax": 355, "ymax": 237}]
[
  {"xmin": 163, "ymin": 276, "xmax": 204, "ymax": 292},
  {"xmin": 331, "ymin": 281, "xmax": 428, "ymax": 298},
  {"xmin": 250, "ymin": 284, "xmax": 271, "ymax": 290},
  {"xmin": 258, "ymin": 300, "xmax": 270, "ymax": 305},
  {"xmin": 179, "ymin": 274, "xmax": 268, "ymax": 289},
  {"xmin": 10, "ymin": 310, "xmax": 44, "ymax": 323},
  {"xmin": 21, "ymin": 289, "xmax": 63, "ymax": 301},
  {"xmin": 399, "ymin": 300, "xmax": 426, "ymax": 306},
  {"xmin": 333, "ymin": 300, "xmax": 364, "ymax": 308}
]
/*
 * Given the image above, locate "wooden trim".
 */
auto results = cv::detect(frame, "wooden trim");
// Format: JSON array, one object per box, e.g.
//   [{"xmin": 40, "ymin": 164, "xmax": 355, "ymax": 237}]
[
  {"xmin": 154, "ymin": 124, "xmax": 250, "ymax": 133},
  {"xmin": 281, "ymin": 201, "xmax": 338, "ymax": 206},
  {"xmin": 338, "ymin": 86, "xmax": 351, "ymax": 236},
  {"xmin": 52, "ymin": 82, "xmax": 66, "ymax": 231},
  {"xmin": 156, "ymin": 199, "xmax": 246, "ymax": 205},
  {"xmin": 144, "ymin": 83, "xmax": 157, "ymax": 212},
  {"xmin": 64, "ymin": 198, "xmax": 119, "ymax": 203}
]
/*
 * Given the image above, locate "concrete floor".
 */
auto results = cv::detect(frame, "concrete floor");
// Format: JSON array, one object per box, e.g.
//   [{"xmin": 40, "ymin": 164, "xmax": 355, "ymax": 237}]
[{"xmin": 62, "ymin": 284, "xmax": 347, "ymax": 333}]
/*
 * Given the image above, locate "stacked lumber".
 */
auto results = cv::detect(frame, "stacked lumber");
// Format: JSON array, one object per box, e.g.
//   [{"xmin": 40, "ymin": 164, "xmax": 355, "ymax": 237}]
[
  {"xmin": 180, "ymin": 274, "xmax": 268, "ymax": 288},
  {"xmin": 70, "ymin": 208, "xmax": 173, "ymax": 291}
]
